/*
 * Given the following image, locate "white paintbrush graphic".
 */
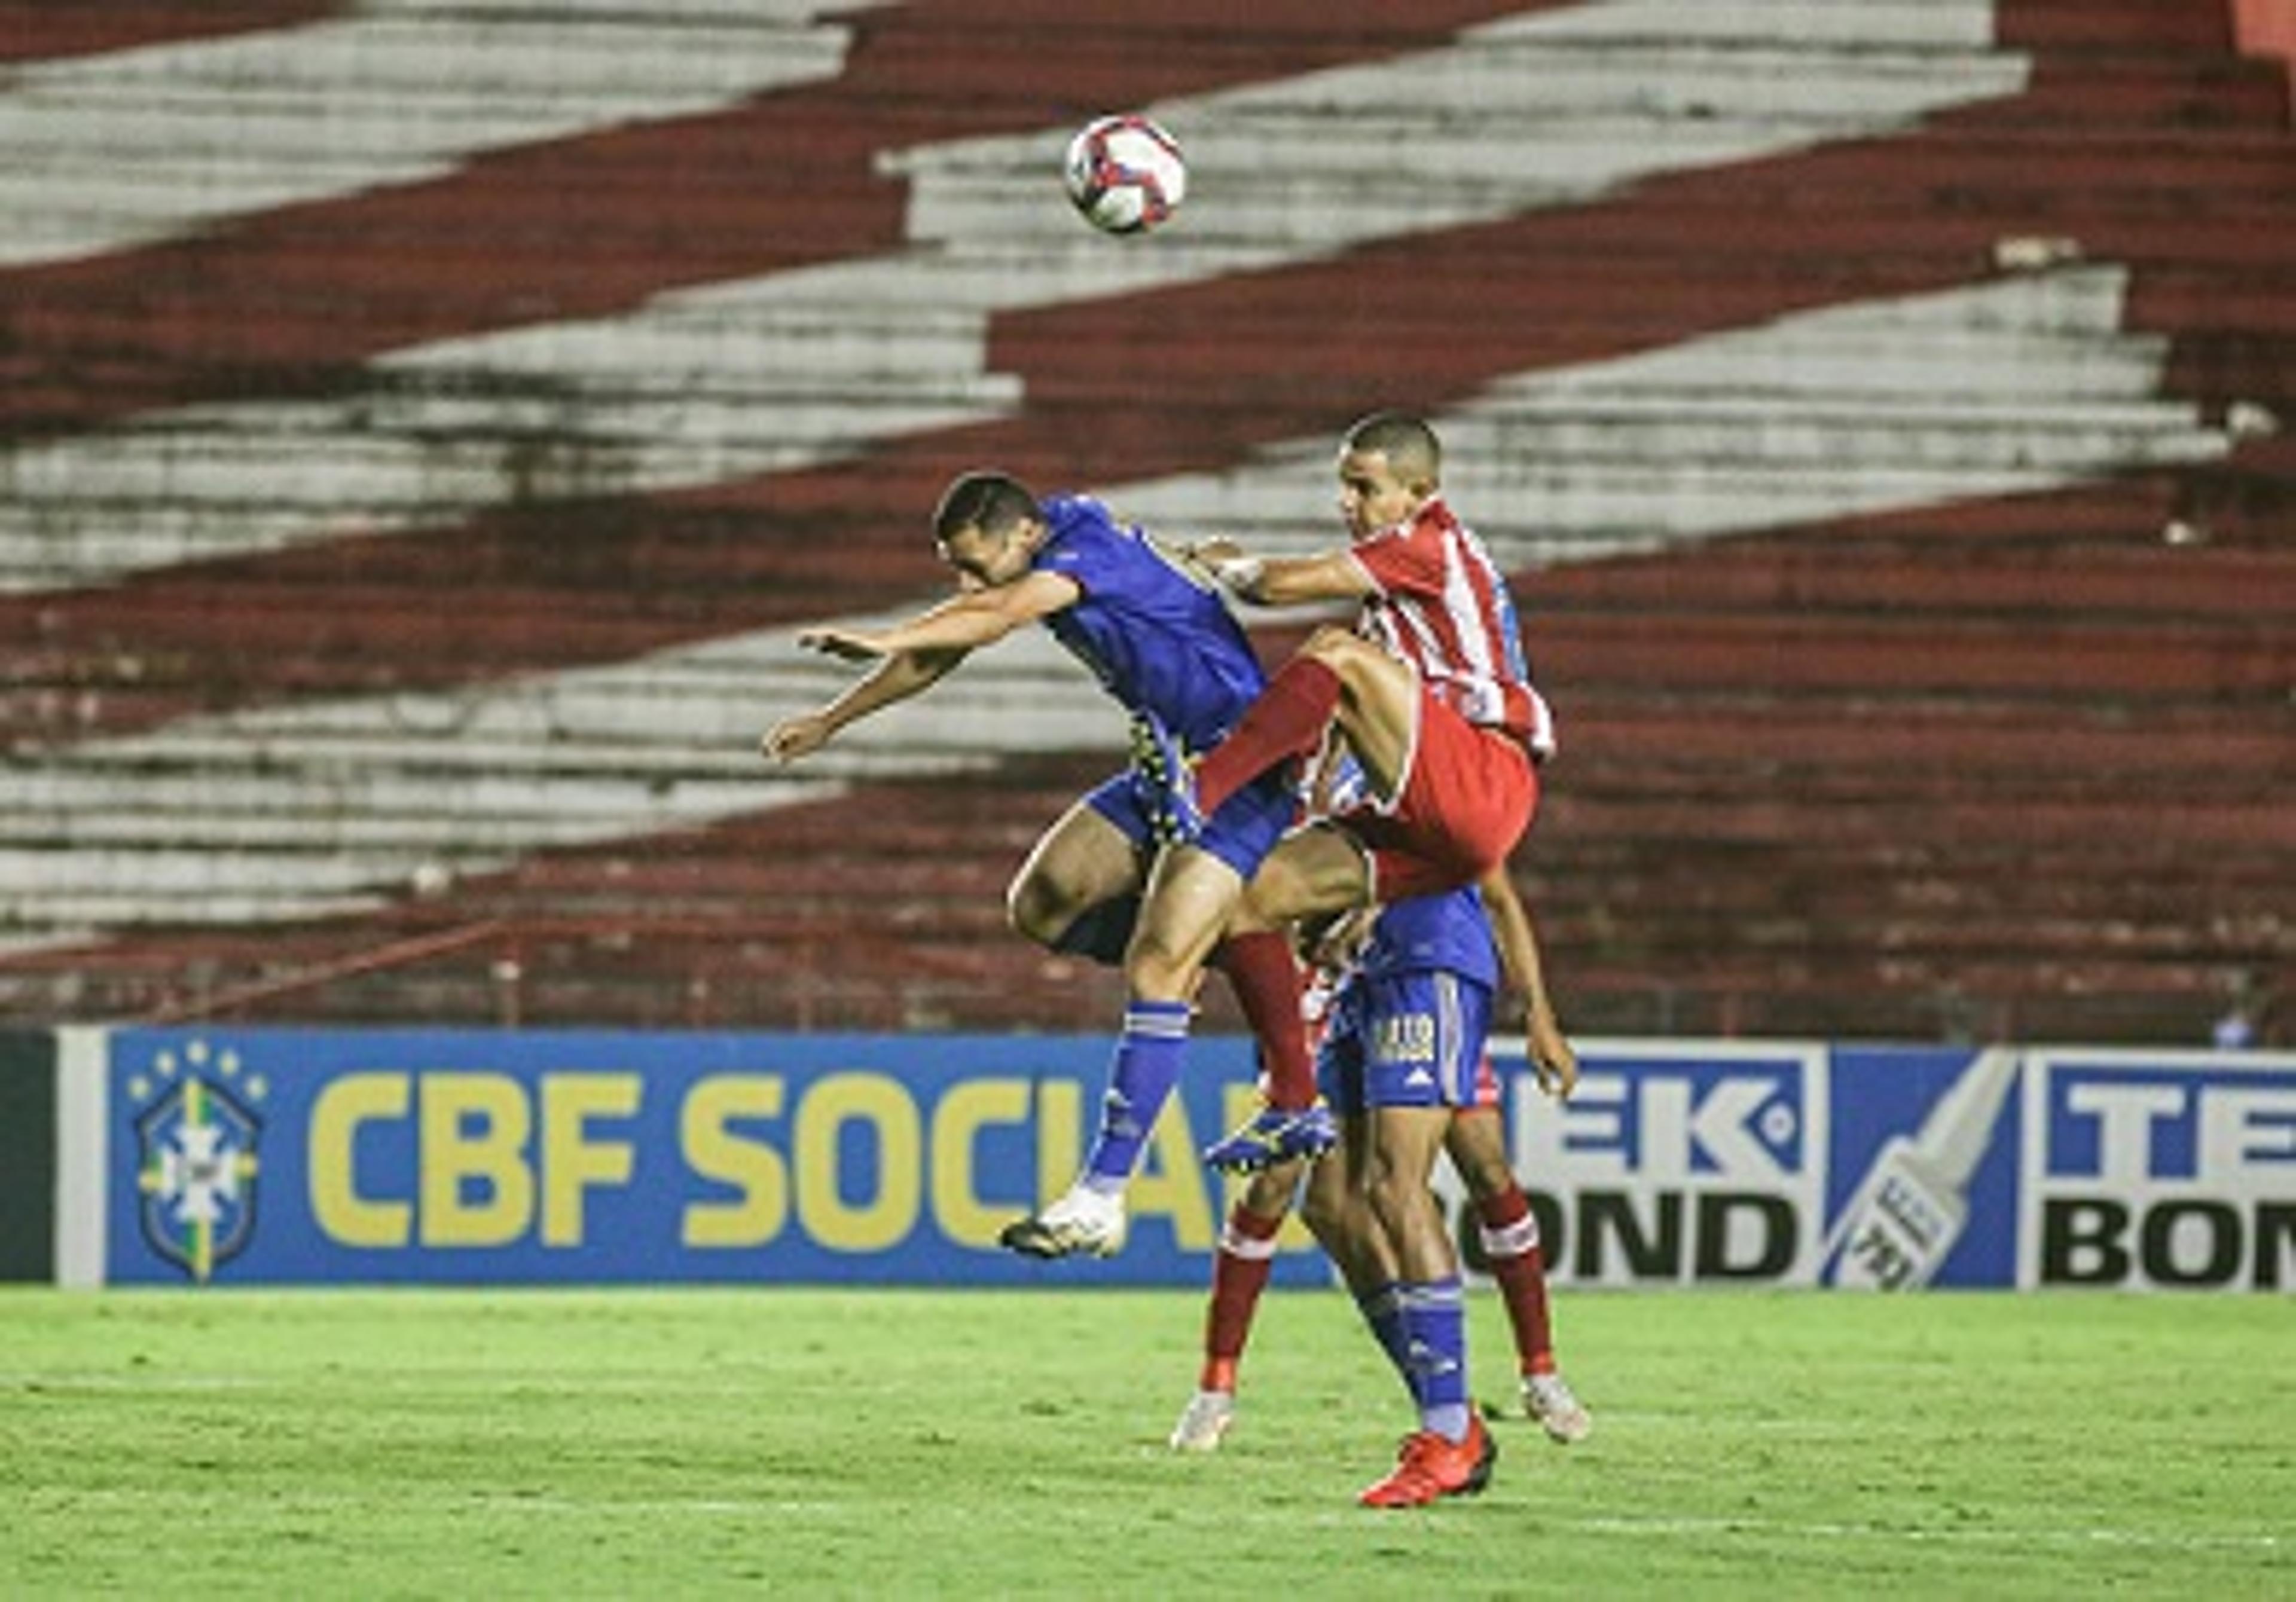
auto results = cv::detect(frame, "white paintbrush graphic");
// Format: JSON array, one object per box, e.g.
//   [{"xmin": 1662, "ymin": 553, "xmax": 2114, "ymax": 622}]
[{"xmin": 1821, "ymin": 1048, "xmax": 2019, "ymax": 1289}]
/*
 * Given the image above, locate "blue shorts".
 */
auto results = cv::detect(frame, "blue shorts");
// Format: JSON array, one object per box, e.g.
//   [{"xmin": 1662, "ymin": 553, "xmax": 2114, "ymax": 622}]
[
  {"xmin": 1317, "ymin": 970, "xmax": 1498, "ymax": 1114},
  {"xmin": 1083, "ymin": 764, "xmax": 1296, "ymax": 882}
]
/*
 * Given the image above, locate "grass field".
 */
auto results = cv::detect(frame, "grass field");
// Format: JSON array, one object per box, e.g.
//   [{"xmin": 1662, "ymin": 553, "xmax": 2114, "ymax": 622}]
[{"xmin": 2, "ymin": 1288, "xmax": 2289, "ymax": 1598}]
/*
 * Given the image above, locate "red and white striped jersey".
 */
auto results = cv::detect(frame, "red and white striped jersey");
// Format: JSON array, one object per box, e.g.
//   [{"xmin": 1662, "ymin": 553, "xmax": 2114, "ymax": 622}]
[{"xmin": 1345, "ymin": 497, "xmax": 1556, "ymax": 756}]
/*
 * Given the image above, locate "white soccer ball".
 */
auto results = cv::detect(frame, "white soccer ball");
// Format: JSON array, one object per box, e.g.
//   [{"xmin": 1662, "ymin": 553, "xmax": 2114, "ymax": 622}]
[{"xmin": 1062, "ymin": 114, "xmax": 1186, "ymax": 236}]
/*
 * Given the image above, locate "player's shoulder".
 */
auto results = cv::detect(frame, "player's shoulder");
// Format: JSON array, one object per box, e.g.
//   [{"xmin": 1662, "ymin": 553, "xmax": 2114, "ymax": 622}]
[
  {"xmin": 1412, "ymin": 496, "xmax": 1476, "ymax": 544},
  {"xmin": 1029, "ymin": 494, "xmax": 1121, "ymax": 577},
  {"xmin": 1361, "ymin": 497, "xmax": 1463, "ymax": 553},
  {"xmin": 1040, "ymin": 493, "xmax": 1123, "ymax": 540}
]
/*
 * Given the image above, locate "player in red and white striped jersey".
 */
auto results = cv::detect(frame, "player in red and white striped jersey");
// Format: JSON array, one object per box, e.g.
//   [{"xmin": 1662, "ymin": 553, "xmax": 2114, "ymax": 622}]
[
  {"xmin": 1174, "ymin": 410, "xmax": 1550, "ymax": 906},
  {"xmin": 1349, "ymin": 491, "xmax": 1555, "ymax": 760},
  {"xmin": 1162, "ymin": 411, "xmax": 1555, "ymax": 1175},
  {"xmin": 1004, "ymin": 412, "xmax": 1558, "ymax": 1261}
]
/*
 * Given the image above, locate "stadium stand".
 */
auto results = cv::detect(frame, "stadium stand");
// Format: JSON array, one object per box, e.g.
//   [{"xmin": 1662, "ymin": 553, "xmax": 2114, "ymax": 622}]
[{"xmin": 0, "ymin": 0, "xmax": 2288, "ymax": 1042}]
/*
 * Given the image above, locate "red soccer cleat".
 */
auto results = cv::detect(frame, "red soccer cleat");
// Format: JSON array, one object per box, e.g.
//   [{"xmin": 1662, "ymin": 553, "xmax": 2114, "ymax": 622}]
[{"xmin": 1356, "ymin": 1415, "xmax": 1498, "ymax": 1508}]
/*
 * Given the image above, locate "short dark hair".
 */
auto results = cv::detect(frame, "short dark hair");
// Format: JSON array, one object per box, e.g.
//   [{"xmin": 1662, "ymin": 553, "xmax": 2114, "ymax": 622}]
[
  {"xmin": 1343, "ymin": 411, "xmax": 1442, "ymax": 488},
  {"xmin": 933, "ymin": 471, "xmax": 1039, "ymax": 542}
]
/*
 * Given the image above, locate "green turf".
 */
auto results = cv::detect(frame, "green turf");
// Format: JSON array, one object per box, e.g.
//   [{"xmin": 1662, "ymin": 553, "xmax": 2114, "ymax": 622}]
[{"xmin": 1, "ymin": 1289, "xmax": 2288, "ymax": 1598}]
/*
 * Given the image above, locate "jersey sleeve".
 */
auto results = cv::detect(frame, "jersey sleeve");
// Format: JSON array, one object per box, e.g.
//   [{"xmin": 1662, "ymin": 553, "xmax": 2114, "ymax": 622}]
[
  {"xmin": 1351, "ymin": 522, "xmax": 1449, "ymax": 600},
  {"xmin": 1033, "ymin": 539, "xmax": 1093, "ymax": 589},
  {"xmin": 1032, "ymin": 497, "xmax": 1112, "ymax": 593}
]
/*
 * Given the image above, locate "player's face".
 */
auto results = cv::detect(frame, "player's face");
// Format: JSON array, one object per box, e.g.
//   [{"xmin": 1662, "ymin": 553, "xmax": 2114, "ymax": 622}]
[
  {"xmin": 936, "ymin": 521, "xmax": 1036, "ymax": 588},
  {"xmin": 1336, "ymin": 447, "xmax": 1422, "ymax": 540}
]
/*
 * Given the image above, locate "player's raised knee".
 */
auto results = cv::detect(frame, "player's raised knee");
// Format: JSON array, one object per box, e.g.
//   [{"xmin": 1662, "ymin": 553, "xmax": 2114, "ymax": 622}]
[{"xmin": 1300, "ymin": 625, "xmax": 1378, "ymax": 669}]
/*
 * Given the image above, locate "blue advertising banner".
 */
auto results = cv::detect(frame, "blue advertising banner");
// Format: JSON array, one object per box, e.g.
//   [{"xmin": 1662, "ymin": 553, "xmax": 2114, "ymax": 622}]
[
  {"xmin": 1501, "ymin": 1042, "xmax": 2292, "ymax": 1291},
  {"xmin": 2019, "ymin": 1048, "xmax": 2296, "ymax": 1291},
  {"xmin": 97, "ymin": 1028, "xmax": 2296, "ymax": 1289},
  {"xmin": 105, "ymin": 1028, "xmax": 1309, "ymax": 1288}
]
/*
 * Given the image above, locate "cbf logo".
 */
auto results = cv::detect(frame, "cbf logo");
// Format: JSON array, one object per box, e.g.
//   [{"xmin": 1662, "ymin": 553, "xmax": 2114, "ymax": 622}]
[{"xmin": 128, "ymin": 1039, "xmax": 268, "ymax": 1283}]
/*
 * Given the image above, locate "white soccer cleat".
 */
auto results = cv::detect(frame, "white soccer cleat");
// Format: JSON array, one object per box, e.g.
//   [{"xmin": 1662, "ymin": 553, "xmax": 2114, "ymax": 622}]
[
  {"xmin": 997, "ymin": 1184, "xmax": 1128, "ymax": 1259},
  {"xmin": 1168, "ymin": 1389, "xmax": 1236, "ymax": 1452},
  {"xmin": 1523, "ymin": 1372, "xmax": 1593, "ymax": 1444}
]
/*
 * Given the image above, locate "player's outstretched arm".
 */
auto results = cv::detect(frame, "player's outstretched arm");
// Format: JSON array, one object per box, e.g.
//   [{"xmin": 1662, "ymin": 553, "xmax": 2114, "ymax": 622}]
[
  {"xmin": 815, "ymin": 571, "xmax": 1079, "ymax": 659},
  {"xmin": 761, "ymin": 646, "xmax": 964, "ymax": 765},
  {"xmin": 1187, "ymin": 540, "xmax": 1376, "ymax": 609},
  {"xmin": 1478, "ymin": 864, "xmax": 1578, "ymax": 1100},
  {"xmin": 762, "ymin": 571, "xmax": 1082, "ymax": 764}
]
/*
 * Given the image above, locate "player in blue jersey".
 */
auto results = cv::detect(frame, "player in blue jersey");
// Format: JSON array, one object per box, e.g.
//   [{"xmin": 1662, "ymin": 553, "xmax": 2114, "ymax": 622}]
[
  {"xmin": 1172, "ymin": 880, "xmax": 1591, "ymax": 1504},
  {"xmin": 763, "ymin": 471, "xmax": 1335, "ymax": 1215}
]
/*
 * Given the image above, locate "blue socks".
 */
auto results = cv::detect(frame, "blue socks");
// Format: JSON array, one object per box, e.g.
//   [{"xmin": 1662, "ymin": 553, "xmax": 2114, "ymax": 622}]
[
  {"xmin": 1357, "ymin": 1283, "xmax": 1412, "ymax": 1374},
  {"xmin": 1083, "ymin": 999, "xmax": 1191, "ymax": 1188},
  {"xmin": 1359, "ymin": 1276, "xmax": 1471, "ymax": 1442}
]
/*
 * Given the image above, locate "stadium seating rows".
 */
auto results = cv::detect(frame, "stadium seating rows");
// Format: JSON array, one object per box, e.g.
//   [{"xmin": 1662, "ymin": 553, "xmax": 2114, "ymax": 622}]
[{"xmin": 0, "ymin": 0, "xmax": 2288, "ymax": 1044}]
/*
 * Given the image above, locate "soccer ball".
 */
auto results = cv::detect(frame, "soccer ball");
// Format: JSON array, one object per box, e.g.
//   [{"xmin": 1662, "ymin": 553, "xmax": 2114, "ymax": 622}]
[{"xmin": 1062, "ymin": 114, "xmax": 1186, "ymax": 235}]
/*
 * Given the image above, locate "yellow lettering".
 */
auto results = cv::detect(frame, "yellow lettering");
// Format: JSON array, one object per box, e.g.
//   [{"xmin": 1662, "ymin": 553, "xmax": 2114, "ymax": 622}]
[
  {"xmin": 1131, "ymin": 1097, "xmax": 1215, "ymax": 1251},
  {"xmin": 680, "ymin": 1075, "xmax": 789, "ymax": 1248},
  {"xmin": 929, "ymin": 1078, "xmax": 1031, "ymax": 1247},
  {"xmin": 795, "ymin": 1073, "xmax": 919, "ymax": 1252},
  {"xmin": 419, "ymin": 1073, "xmax": 533, "ymax": 1247},
  {"xmin": 308, "ymin": 1073, "xmax": 411, "ymax": 1248},
  {"xmin": 540, "ymin": 1074, "xmax": 640, "ymax": 1248},
  {"xmin": 1034, "ymin": 1080, "xmax": 1083, "ymax": 1206}
]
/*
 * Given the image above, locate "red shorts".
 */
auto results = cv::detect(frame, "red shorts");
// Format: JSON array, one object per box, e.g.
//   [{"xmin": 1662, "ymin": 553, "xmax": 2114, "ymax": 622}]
[{"xmin": 1340, "ymin": 684, "xmax": 1538, "ymax": 901}]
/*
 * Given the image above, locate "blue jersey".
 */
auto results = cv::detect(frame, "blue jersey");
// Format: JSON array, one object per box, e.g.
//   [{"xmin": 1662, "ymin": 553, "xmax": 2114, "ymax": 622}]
[
  {"xmin": 1031, "ymin": 494, "xmax": 1265, "ymax": 750},
  {"xmin": 1356, "ymin": 886, "xmax": 1500, "ymax": 990}
]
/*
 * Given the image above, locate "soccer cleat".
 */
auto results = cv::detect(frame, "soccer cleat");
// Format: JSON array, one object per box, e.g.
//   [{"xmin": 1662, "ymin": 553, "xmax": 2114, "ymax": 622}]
[
  {"xmin": 1202, "ymin": 1102, "xmax": 1338, "ymax": 1173},
  {"xmin": 997, "ymin": 1184, "xmax": 1128, "ymax": 1259},
  {"xmin": 1357, "ymin": 1415, "xmax": 1498, "ymax": 1509},
  {"xmin": 1168, "ymin": 1389, "xmax": 1236, "ymax": 1452},
  {"xmin": 1523, "ymin": 1372, "xmax": 1593, "ymax": 1445},
  {"xmin": 1128, "ymin": 714, "xmax": 1206, "ymax": 847}
]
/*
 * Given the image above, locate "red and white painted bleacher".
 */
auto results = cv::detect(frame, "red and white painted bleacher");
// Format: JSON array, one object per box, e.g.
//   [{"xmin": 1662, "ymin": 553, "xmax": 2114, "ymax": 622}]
[{"xmin": 1, "ymin": 0, "xmax": 2288, "ymax": 1037}]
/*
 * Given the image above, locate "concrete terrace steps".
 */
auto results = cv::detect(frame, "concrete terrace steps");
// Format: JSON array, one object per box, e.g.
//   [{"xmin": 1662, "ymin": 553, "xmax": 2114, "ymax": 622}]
[
  {"xmin": 1538, "ymin": 907, "xmax": 2269, "ymax": 992},
  {"xmin": 0, "ymin": 0, "xmax": 2287, "ymax": 1038},
  {"xmin": 2000, "ymin": 0, "xmax": 2236, "ymax": 50},
  {"xmin": 4, "ymin": 695, "xmax": 2278, "ymax": 887},
  {"xmin": 0, "ymin": 833, "xmax": 2273, "ymax": 1040},
  {"xmin": 1547, "ymin": 719, "xmax": 2292, "ymax": 798},
  {"xmin": 1531, "ymin": 540, "xmax": 2296, "ymax": 620},
  {"xmin": 1531, "ymin": 836, "xmax": 2289, "ymax": 913},
  {"xmin": 5, "ymin": 155, "xmax": 2284, "ymax": 328},
  {"xmin": 14, "ymin": 534, "xmax": 2279, "ymax": 732},
  {"xmin": 1537, "ymin": 610, "xmax": 2288, "ymax": 698}
]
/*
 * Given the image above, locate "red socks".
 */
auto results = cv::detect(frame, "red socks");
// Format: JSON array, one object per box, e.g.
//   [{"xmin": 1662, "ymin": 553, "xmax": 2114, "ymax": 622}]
[
  {"xmin": 1193, "ymin": 656, "xmax": 1342, "ymax": 818},
  {"xmin": 1211, "ymin": 930, "xmax": 1314, "ymax": 1110},
  {"xmin": 1476, "ymin": 1183, "xmax": 1557, "ymax": 1375},
  {"xmin": 1201, "ymin": 1203, "xmax": 1285, "ymax": 1390}
]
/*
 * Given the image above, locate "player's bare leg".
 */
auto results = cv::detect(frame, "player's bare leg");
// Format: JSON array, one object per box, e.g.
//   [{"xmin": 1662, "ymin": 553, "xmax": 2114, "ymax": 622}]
[
  {"xmin": 1018, "ymin": 790, "xmax": 1322, "ymax": 1134},
  {"xmin": 1300, "ymin": 1120, "xmax": 1385, "ymax": 1289},
  {"xmin": 1199, "ymin": 826, "xmax": 1367, "ymax": 1172},
  {"xmin": 1000, "ymin": 845, "xmax": 1244, "ymax": 1260},
  {"xmin": 1359, "ymin": 1106, "xmax": 1456, "ymax": 1283},
  {"xmin": 1127, "ymin": 845, "xmax": 1248, "ymax": 1002},
  {"xmin": 1171, "ymin": 1159, "xmax": 1303, "ymax": 1451},
  {"xmin": 1348, "ymin": 1105, "xmax": 1495, "ymax": 1508},
  {"xmin": 1293, "ymin": 627, "xmax": 1421, "ymax": 805},
  {"xmin": 1176, "ymin": 625, "xmax": 1424, "ymax": 828},
  {"xmin": 1004, "ymin": 798, "xmax": 1143, "ymax": 958}
]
